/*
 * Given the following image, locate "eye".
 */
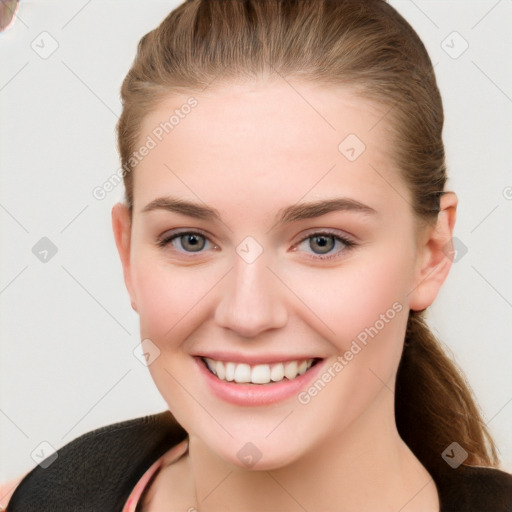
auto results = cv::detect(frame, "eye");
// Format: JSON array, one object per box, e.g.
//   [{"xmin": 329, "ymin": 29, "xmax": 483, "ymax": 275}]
[
  {"xmin": 294, "ymin": 231, "xmax": 356, "ymax": 261},
  {"xmin": 157, "ymin": 230, "xmax": 216, "ymax": 255},
  {"xmin": 157, "ymin": 229, "xmax": 356, "ymax": 261}
]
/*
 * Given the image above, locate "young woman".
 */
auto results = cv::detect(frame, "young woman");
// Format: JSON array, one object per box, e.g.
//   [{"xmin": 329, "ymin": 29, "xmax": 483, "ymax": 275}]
[{"xmin": 3, "ymin": 0, "xmax": 512, "ymax": 510}]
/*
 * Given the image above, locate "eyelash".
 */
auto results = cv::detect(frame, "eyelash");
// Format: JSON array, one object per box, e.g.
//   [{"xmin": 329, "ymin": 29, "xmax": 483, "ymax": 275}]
[{"xmin": 156, "ymin": 229, "xmax": 356, "ymax": 261}]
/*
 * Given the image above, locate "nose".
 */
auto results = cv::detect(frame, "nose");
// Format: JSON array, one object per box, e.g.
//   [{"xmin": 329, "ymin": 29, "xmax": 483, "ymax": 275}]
[{"xmin": 214, "ymin": 252, "xmax": 288, "ymax": 338}]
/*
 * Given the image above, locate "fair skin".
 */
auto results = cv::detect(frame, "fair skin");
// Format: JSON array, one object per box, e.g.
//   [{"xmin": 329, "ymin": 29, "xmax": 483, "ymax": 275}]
[{"xmin": 109, "ymin": 79, "xmax": 457, "ymax": 512}]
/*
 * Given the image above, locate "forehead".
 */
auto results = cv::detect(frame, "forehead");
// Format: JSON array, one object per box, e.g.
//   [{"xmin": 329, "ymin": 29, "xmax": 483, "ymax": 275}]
[{"xmin": 133, "ymin": 79, "xmax": 411, "ymax": 218}]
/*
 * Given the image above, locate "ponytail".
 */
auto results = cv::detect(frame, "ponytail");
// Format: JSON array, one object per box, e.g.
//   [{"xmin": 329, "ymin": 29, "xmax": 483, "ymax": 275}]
[{"xmin": 395, "ymin": 310, "xmax": 499, "ymax": 478}]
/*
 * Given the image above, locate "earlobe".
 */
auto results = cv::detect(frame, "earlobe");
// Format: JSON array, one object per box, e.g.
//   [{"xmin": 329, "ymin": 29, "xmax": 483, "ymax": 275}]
[
  {"xmin": 408, "ymin": 192, "xmax": 458, "ymax": 312},
  {"xmin": 111, "ymin": 203, "xmax": 138, "ymax": 312}
]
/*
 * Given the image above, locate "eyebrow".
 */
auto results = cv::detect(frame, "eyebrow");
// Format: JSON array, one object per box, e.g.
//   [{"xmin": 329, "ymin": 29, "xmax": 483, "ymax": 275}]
[{"xmin": 141, "ymin": 196, "xmax": 377, "ymax": 227}]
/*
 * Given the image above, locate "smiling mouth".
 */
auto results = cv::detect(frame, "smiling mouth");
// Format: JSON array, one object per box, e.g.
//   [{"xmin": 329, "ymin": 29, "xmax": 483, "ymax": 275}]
[{"xmin": 200, "ymin": 357, "xmax": 322, "ymax": 385}]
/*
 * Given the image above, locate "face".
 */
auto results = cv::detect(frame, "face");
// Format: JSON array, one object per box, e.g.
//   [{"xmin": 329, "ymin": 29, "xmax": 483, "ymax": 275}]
[{"xmin": 112, "ymin": 79, "xmax": 452, "ymax": 470}]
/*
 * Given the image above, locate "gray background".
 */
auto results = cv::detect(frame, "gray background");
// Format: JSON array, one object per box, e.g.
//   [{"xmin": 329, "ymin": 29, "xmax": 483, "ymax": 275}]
[{"xmin": 1, "ymin": 0, "xmax": 511, "ymax": 482}]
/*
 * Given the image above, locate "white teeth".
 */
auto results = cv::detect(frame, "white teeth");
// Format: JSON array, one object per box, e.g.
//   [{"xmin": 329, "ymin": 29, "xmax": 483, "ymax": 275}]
[
  {"xmin": 202, "ymin": 357, "xmax": 316, "ymax": 384},
  {"xmin": 225, "ymin": 362, "xmax": 236, "ymax": 381},
  {"xmin": 215, "ymin": 360, "xmax": 226, "ymax": 380},
  {"xmin": 205, "ymin": 358, "xmax": 216, "ymax": 374},
  {"xmin": 284, "ymin": 361, "xmax": 298, "ymax": 379},
  {"xmin": 270, "ymin": 363, "xmax": 284, "ymax": 382},
  {"xmin": 234, "ymin": 363, "xmax": 251, "ymax": 383},
  {"xmin": 251, "ymin": 364, "xmax": 271, "ymax": 384},
  {"xmin": 297, "ymin": 360, "xmax": 308, "ymax": 375}
]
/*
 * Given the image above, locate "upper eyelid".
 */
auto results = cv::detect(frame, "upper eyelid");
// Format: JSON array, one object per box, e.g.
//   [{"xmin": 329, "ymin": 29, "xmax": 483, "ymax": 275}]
[
  {"xmin": 158, "ymin": 228, "xmax": 354, "ymax": 244},
  {"xmin": 157, "ymin": 229, "xmax": 216, "ymax": 248},
  {"xmin": 294, "ymin": 228, "xmax": 355, "ymax": 243},
  {"xmin": 158, "ymin": 228, "xmax": 213, "ymax": 242},
  {"xmin": 158, "ymin": 229, "xmax": 355, "ymax": 256}
]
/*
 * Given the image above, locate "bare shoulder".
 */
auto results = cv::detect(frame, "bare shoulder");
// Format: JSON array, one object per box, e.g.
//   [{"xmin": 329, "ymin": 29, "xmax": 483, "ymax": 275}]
[{"xmin": 0, "ymin": 473, "xmax": 27, "ymax": 510}]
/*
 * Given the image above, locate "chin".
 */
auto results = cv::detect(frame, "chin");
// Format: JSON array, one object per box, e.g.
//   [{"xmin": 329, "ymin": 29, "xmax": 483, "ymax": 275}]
[
  {"xmin": 221, "ymin": 438, "xmax": 304, "ymax": 471},
  {"xmin": 194, "ymin": 424, "xmax": 311, "ymax": 472}
]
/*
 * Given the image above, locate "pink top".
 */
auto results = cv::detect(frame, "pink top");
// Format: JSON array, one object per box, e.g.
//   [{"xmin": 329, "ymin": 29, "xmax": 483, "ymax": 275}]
[{"xmin": 122, "ymin": 437, "xmax": 189, "ymax": 512}]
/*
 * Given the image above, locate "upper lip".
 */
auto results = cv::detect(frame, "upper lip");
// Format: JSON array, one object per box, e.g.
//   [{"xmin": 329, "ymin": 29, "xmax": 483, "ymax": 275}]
[{"xmin": 194, "ymin": 352, "xmax": 324, "ymax": 365}]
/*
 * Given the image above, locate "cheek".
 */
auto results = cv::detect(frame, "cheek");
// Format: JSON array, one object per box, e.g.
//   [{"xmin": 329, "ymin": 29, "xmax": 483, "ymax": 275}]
[
  {"xmin": 287, "ymin": 250, "xmax": 413, "ymax": 434},
  {"xmin": 132, "ymin": 257, "xmax": 210, "ymax": 341},
  {"xmin": 130, "ymin": 256, "xmax": 215, "ymax": 415},
  {"xmin": 132, "ymin": 239, "xmax": 415, "ymax": 351},
  {"xmin": 282, "ymin": 247, "xmax": 413, "ymax": 350}
]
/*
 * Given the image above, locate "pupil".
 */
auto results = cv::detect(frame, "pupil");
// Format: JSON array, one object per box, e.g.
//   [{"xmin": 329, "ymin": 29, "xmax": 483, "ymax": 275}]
[
  {"xmin": 312, "ymin": 235, "xmax": 333, "ymax": 254},
  {"xmin": 183, "ymin": 234, "xmax": 205, "ymax": 252}
]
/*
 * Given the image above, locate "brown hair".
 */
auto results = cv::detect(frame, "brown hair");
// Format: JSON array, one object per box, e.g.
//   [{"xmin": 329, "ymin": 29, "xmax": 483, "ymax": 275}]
[{"xmin": 116, "ymin": 0, "xmax": 499, "ymax": 478}]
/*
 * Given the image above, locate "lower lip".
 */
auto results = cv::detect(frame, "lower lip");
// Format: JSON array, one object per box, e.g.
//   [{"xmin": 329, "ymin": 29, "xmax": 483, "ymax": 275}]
[{"xmin": 194, "ymin": 356, "xmax": 327, "ymax": 406}]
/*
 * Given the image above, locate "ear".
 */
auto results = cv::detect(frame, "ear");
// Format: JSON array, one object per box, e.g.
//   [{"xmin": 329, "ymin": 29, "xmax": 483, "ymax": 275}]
[
  {"xmin": 111, "ymin": 202, "xmax": 138, "ymax": 313},
  {"xmin": 408, "ymin": 191, "xmax": 458, "ymax": 312}
]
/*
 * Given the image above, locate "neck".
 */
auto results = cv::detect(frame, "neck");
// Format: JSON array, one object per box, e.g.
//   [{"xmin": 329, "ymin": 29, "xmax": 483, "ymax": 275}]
[{"xmin": 185, "ymin": 388, "xmax": 438, "ymax": 512}]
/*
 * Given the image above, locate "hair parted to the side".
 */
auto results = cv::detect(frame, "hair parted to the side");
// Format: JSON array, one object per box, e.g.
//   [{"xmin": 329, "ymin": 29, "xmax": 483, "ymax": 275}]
[{"xmin": 116, "ymin": 0, "xmax": 499, "ymax": 478}]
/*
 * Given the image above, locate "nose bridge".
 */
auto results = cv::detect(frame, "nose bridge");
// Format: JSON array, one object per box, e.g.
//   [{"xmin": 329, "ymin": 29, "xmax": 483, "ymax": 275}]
[{"xmin": 214, "ymin": 247, "xmax": 287, "ymax": 337}]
